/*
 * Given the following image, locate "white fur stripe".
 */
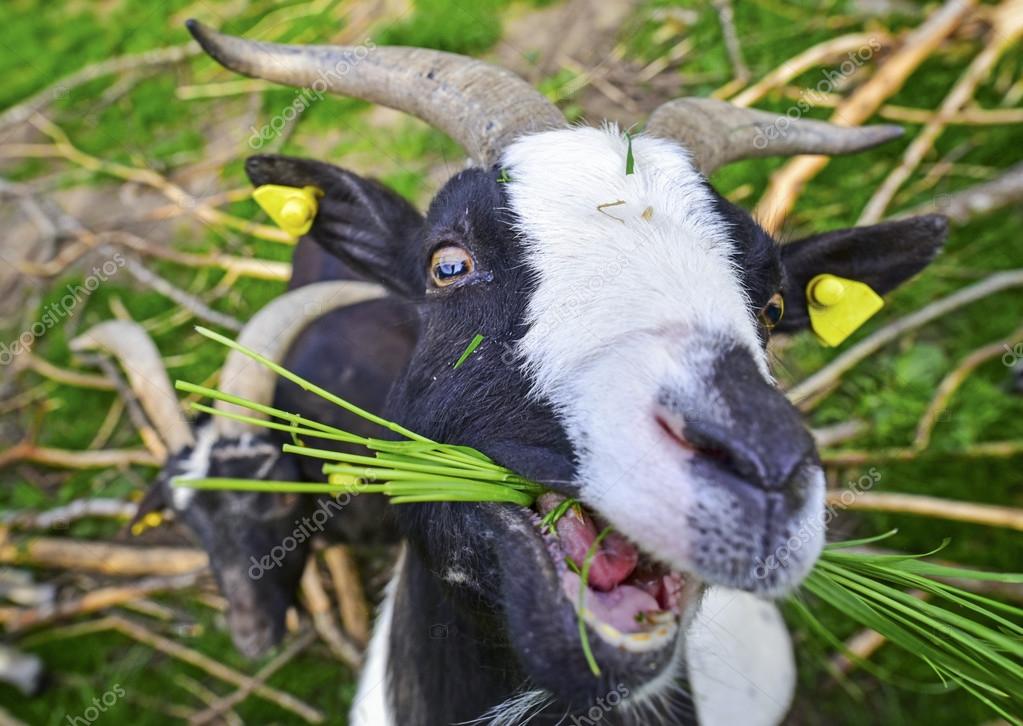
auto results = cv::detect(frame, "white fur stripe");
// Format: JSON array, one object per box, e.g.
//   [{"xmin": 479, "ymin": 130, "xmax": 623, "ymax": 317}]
[{"xmin": 350, "ymin": 547, "xmax": 404, "ymax": 726}]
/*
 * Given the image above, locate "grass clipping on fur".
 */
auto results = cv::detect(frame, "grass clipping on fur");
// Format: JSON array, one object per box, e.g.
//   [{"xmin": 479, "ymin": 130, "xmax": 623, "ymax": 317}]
[{"xmin": 175, "ymin": 328, "xmax": 1023, "ymax": 717}]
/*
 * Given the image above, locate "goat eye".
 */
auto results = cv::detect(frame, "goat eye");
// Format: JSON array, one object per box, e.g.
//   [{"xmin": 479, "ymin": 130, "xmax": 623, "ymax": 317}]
[
  {"xmin": 430, "ymin": 245, "xmax": 474, "ymax": 286},
  {"xmin": 759, "ymin": 292, "xmax": 784, "ymax": 329}
]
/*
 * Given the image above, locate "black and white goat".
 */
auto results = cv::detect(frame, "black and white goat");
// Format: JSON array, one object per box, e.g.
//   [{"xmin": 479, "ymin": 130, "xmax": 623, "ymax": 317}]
[
  {"xmin": 71, "ymin": 272, "xmax": 414, "ymax": 657},
  {"xmin": 189, "ymin": 21, "xmax": 948, "ymax": 725}
]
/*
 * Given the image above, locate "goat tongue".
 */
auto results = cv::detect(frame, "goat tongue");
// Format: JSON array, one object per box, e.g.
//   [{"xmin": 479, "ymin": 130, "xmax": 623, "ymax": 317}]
[{"xmin": 537, "ymin": 493, "xmax": 639, "ymax": 591}]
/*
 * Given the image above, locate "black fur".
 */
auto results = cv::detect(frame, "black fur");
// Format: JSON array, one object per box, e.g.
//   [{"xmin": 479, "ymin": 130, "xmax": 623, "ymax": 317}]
[{"xmin": 775, "ymin": 214, "xmax": 947, "ymax": 332}]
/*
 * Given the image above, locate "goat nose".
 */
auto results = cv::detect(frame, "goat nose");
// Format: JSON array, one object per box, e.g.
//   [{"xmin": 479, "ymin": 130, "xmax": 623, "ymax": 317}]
[
  {"xmin": 657, "ymin": 344, "xmax": 818, "ymax": 496},
  {"xmin": 672, "ymin": 416, "xmax": 815, "ymax": 494}
]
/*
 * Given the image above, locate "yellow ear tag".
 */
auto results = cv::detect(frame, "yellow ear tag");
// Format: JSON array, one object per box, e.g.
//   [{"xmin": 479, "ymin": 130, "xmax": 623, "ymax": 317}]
[
  {"xmin": 130, "ymin": 510, "xmax": 166, "ymax": 537},
  {"xmin": 252, "ymin": 184, "xmax": 323, "ymax": 237},
  {"xmin": 806, "ymin": 273, "xmax": 884, "ymax": 347}
]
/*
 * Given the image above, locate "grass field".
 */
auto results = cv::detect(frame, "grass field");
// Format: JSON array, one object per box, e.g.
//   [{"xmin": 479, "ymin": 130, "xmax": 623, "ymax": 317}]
[{"xmin": 1, "ymin": 0, "xmax": 1021, "ymax": 723}]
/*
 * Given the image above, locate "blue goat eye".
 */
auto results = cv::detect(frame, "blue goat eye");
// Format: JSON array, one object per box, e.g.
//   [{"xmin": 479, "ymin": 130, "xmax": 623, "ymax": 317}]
[
  {"xmin": 759, "ymin": 292, "xmax": 785, "ymax": 329},
  {"xmin": 430, "ymin": 245, "xmax": 475, "ymax": 287}
]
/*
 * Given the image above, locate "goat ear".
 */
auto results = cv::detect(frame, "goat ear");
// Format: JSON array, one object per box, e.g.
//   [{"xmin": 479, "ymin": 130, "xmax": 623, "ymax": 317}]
[
  {"xmin": 775, "ymin": 214, "xmax": 948, "ymax": 333},
  {"xmin": 128, "ymin": 478, "xmax": 169, "ymax": 530},
  {"xmin": 246, "ymin": 154, "xmax": 423, "ymax": 296}
]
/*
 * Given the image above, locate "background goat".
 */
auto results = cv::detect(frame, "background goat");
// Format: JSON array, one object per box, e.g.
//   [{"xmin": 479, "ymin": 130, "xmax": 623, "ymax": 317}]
[{"xmin": 72, "ymin": 270, "xmax": 414, "ymax": 657}]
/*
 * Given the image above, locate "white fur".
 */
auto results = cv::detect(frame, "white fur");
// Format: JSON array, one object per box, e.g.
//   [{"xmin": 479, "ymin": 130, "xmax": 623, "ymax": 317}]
[
  {"xmin": 351, "ymin": 547, "xmax": 404, "ymax": 726},
  {"xmin": 465, "ymin": 689, "xmax": 552, "ymax": 726},
  {"xmin": 503, "ymin": 127, "xmax": 770, "ymax": 576},
  {"xmin": 686, "ymin": 587, "xmax": 796, "ymax": 726},
  {"xmin": 171, "ymin": 426, "xmax": 278, "ymax": 511},
  {"xmin": 171, "ymin": 421, "xmax": 216, "ymax": 510}
]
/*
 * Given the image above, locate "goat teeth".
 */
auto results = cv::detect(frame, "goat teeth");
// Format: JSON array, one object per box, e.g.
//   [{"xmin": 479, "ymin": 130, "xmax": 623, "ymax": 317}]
[
  {"xmin": 595, "ymin": 622, "xmax": 623, "ymax": 643},
  {"xmin": 646, "ymin": 611, "xmax": 675, "ymax": 625}
]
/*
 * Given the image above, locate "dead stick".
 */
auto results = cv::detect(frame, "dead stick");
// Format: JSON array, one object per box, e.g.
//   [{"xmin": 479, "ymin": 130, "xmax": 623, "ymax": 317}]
[
  {"xmin": 0, "ymin": 705, "xmax": 28, "ymax": 726},
  {"xmin": 87, "ymin": 396, "xmax": 124, "ymax": 450},
  {"xmin": 823, "ymin": 439, "xmax": 1023, "ymax": 465},
  {"xmin": 0, "ymin": 536, "xmax": 207, "ymax": 575},
  {"xmin": 119, "ymin": 252, "xmax": 243, "ymax": 331},
  {"xmin": 712, "ymin": 0, "xmax": 750, "ymax": 86},
  {"xmin": 2, "ymin": 498, "xmax": 135, "ymax": 529},
  {"xmin": 300, "ymin": 560, "xmax": 362, "ymax": 669},
  {"xmin": 54, "ymin": 616, "xmax": 324, "ymax": 723},
  {"xmin": 914, "ymin": 323, "xmax": 1023, "ymax": 449},
  {"xmin": 17, "ymin": 229, "xmax": 289, "ymax": 281},
  {"xmin": 18, "ymin": 116, "xmax": 290, "ymax": 244},
  {"xmin": 859, "ymin": 0, "xmax": 1023, "ymax": 223},
  {"xmin": 1, "ymin": 572, "xmax": 204, "ymax": 632},
  {"xmin": 754, "ymin": 0, "xmax": 976, "ymax": 232},
  {"xmin": 175, "ymin": 674, "xmax": 244, "ymax": 726},
  {"xmin": 900, "ymin": 161, "xmax": 1023, "ymax": 223},
  {"xmin": 82, "ymin": 352, "xmax": 168, "ymax": 460},
  {"xmin": 322, "ymin": 545, "xmax": 371, "ymax": 648},
  {"xmin": 826, "ymin": 491, "xmax": 1023, "ymax": 531},
  {"xmin": 788, "ymin": 269, "xmax": 1023, "ymax": 404},
  {"xmin": 0, "ymin": 441, "xmax": 160, "ymax": 469},
  {"xmin": 23, "ymin": 353, "xmax": 113, "ymax": 390},
  {"xmin": 730, "ymin": 33, "xmax": 888, "ymax": 107},
  {"xmin": 0, "ymin": 45, "xmax": 199, "ymax": 129},
  {"xmin": 190, "ymin": 629, "xmax": 317, "ymax": 726}
]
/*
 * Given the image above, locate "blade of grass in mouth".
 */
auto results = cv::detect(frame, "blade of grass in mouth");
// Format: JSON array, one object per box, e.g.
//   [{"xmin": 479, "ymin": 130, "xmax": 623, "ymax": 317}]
[
  {"xmin": 579, "ymin": 526, "xmax": 614, "ymax": 677},
  {"xmin": 176, "ymin": 328, "xmax": 1023, "ymax": 716}
]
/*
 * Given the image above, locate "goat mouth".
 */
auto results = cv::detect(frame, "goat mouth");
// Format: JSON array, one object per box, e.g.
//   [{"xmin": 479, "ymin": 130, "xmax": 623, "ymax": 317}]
[{"xmin": 531, "ymin": 493, "xmax": 699, "ymax": 654}]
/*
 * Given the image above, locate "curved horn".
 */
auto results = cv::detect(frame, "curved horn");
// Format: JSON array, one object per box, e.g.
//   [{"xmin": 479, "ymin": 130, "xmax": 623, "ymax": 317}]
[
  {"xmin": 646, "ymin": 98, "xmax": 903, "ymax": 175},
  {"xmin": 186, "ymin": 20, "xmax": 565, "ymax": 167},
  {"xmin": 215, "ymin": 280, "xmax": 387, "ymax": 436},
  {"xmin": 71, "ymin": 321, "xmax": 195, "ymax": 455}
]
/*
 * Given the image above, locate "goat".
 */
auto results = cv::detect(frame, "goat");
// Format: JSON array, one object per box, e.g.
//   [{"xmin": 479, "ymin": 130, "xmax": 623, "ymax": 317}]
[
  {"xmin": 188, "ymin": 21, "xmax": 948, "ymax": 725},
  {"xmin": 71, "ymin": 271, "xmax": 415, "ymax": 658}
]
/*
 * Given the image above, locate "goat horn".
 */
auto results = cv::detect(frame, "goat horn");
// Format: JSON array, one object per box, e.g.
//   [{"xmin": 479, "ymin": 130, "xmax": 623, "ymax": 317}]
[
  {"xmin": 71, "ymin": 321, "xmax": 195, "ymax": 455},
  {"xmin": 215, "ymin": 280, "xmax": 387, "ymax": 436},
  {"xmin": 186, "ymin": 20, "xmax": 565, "ymax": 167},
  {"xmin": 646, "ymin": 98, "xmax": 903, "ymax": 175}
]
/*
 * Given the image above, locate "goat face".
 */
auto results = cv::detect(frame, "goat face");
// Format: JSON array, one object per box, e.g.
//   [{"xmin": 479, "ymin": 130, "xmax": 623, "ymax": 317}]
[
  {"xmin": 252, "ymin": 139, "xmax": 946, "ymax": 708},
  {"xmin": 148, "ymin": 421, "xmax": 310, "ymax": 658}
]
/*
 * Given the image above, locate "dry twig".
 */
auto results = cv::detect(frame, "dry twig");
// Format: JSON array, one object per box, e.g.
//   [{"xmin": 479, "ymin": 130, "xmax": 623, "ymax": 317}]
[
  {"xmin": 40, "ymin": 616, "xmax": 323, "ymax": 723},
  {"xmin": 322, "ymin": 545, "xmax": 371, "ymax": 648},
  {"xmin": 0, "ymin": 44, "xmax": 200, "ymax": 130},
  {"xmin": 914, "ymin": 323, "xmax": 1023, "ymax": 449},
  {"xmin": 754, "ymin": 0, "xmax": 976, "ymax": 231},
  {"xmin": 0, "ymin": 440, "xmax": 159, "ymax": 470},
  {"xmin": 730, "ymin": 33, "xmax": 889, "ymax": 107},
  {"xmin": 190, "ymin": 629, "xmax": 318, "ymax": 726},
  {"xmin": 1, "ymin": 498, "xmax": 135, "ymax": 530},
  {"xmin": 1, "ymin": 571, "xmax": 204, "ymax": 632},
  {"xmin": 826, "ymin": 491, "xmax": 1023, "ymax": 531},
  {"xmin": 859, "ymin": 0, "xmax": 1023, "ymax": 223},
  {"xmin": 300, "ymin": 560, "xmax": 362, "ymax": 670},
  {"xmin": 901, "ymin": 161, "xmax": 1023, "ymax": 223},
  {"xmin": 0, "ymin": 535, "xmax": 206, "ymax": 576}
]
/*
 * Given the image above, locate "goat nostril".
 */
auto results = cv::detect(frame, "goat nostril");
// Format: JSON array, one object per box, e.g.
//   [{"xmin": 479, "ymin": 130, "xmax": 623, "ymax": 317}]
[{"xmin": 655, "ymin": 415, "xmax": 731, "ymax": 464}]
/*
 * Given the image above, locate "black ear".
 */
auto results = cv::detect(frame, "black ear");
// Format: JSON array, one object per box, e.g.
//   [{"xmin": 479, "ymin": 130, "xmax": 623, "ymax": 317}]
[
  {"xmin": 129, "ymin": 477, "xmax": 169, "ymax": 529},
  {"xmin": 775, "ymin": 214, "xmax": 948, "ymax": 332},
  {"xmin": 246, "ymin": 154, "xmax": 423, "ymax": 296}
]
